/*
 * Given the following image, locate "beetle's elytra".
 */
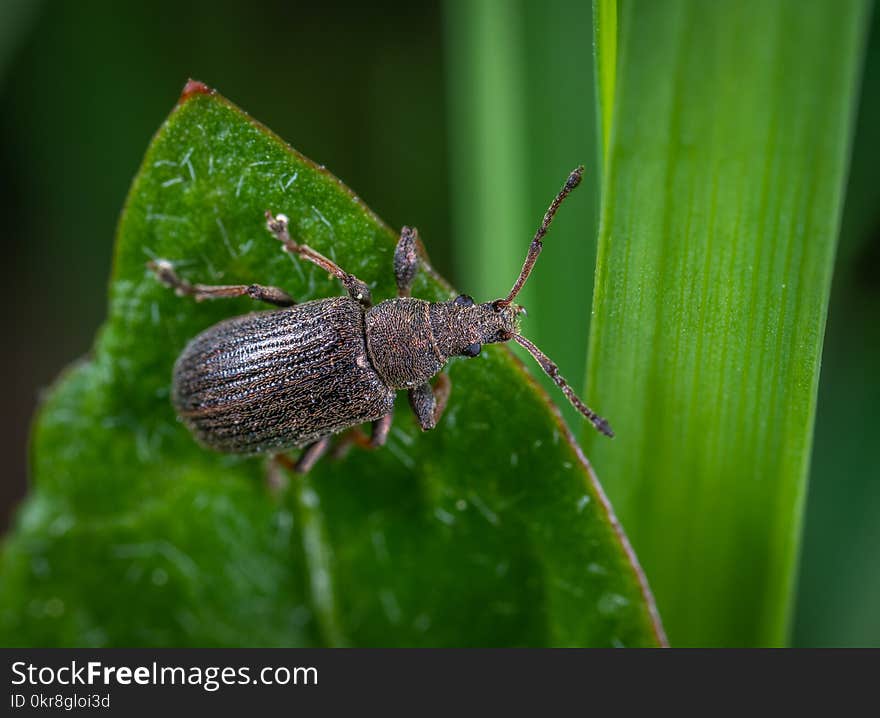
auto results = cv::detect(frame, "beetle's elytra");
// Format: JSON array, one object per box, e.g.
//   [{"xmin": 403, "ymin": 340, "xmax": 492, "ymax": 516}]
[{"xmin": 149, "ymin": 166, "xmax": 612, "ymax": 473}]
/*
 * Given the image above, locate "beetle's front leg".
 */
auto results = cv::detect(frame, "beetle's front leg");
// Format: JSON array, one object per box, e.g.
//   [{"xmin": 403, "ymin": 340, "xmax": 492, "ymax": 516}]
[
  {"xmin": 407, "ymin": 373, "xmax": 451, "ymax": 431},
  {"xmin": 394, "ymin": 227, "xmax": 420, "ymax": 297},
  {"xmin": 266, "ymin": 212, "xmax": 372, "ymax": 308},
  {"xmin": 148, "ymin": 259, "xmax": 296, "ymax": 307}
]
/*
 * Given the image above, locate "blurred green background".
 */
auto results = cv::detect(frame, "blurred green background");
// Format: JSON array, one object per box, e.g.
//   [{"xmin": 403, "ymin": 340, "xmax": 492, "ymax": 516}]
[{"xmin": 1, "ymin": 0, "xmax": 877, "ymax": 646}]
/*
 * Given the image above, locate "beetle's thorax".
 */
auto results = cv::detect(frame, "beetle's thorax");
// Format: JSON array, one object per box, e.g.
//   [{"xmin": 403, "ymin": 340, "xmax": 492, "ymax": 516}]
[
  {"xmin": 364, "ymin": 297, "xmax": 519, "ymax": 390},
  {"xmin": 365, "ymin": 298, "xmax": 442, "ymax": 389}
]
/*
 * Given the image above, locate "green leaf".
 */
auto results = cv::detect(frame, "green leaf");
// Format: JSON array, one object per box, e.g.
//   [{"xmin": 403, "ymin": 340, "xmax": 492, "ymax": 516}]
[
  {"xmin": 585, "ymin": 0, "xmax": 869, "ymax": 645},
  {"xmin": 0, "ymin": 83, "xmax": 664, "ymax": 647}
]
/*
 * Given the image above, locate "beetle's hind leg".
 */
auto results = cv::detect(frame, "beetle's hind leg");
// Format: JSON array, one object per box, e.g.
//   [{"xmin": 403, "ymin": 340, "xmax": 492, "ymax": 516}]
[
  {"xmin": 148, "ymin": 259, "xmax": 296, "ymax": 307},
  {"xmin": 268, "ymin": 412, "xmax": 391, "ymax": 488}
]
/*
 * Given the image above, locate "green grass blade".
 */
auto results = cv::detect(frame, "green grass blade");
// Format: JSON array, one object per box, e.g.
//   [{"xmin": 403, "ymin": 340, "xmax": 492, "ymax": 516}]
[
  {"xmin": 444, "ymin": 0, "xmax": 599, "ymax": 426},
  {"xmin": 593, "ymin": 0, "xmax": 617, "ymax": 163},
  {"xmin": 586, "ymin": 0, "xmax": 869, "ymax": 646},
  {"xmin": 444, "ymin": 0, "xmax": 531, "ymax": 306}
]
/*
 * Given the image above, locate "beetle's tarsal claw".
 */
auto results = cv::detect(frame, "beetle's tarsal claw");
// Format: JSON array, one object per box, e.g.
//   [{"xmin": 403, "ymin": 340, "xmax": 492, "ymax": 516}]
[
  {"xmin": 147, "ymin": 258, "xmax": 179, "ymax": 288},
  {"xmin": 265, "ymin": 211, "xmax": 289, "ymax": 236}
]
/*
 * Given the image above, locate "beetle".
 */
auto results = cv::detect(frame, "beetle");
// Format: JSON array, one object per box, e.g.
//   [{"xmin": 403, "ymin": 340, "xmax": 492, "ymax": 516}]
[{"xmin": 148, "ymin": 166, "xmax": 612, "ymax": 473}]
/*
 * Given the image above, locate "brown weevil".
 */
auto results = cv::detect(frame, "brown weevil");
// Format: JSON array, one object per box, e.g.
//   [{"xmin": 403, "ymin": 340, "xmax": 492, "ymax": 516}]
[{"xmin": 148, "ymin": 166, "xmax": 612, "ymax": 473}]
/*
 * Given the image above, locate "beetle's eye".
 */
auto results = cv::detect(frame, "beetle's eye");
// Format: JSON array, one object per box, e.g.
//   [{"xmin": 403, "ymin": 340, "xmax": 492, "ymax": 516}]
[
  {"xmin": 454, "ymin": 294, "xmax": 475, "ymax": 307},
  {"xmin": 462, "ymin": 342, "xmax": 481, "ymax": 358}
]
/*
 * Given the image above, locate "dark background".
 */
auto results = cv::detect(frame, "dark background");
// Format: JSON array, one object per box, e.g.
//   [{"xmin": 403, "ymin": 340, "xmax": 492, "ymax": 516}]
[{"xmin": 1, "ymin": 1, "xmax": 878, "ymax": 646}]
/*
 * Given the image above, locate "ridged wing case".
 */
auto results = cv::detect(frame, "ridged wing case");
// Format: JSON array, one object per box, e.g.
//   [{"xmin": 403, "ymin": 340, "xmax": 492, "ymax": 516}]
[{"xmin": 172, "ymin": 296, "xmax": 395, "ymax": 453}]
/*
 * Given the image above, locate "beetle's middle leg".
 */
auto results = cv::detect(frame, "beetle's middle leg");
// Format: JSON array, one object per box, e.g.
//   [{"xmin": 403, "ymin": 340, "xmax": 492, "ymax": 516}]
[
  {"xmin": 294, "ymin": 436, "xmax": 333, "ymax": 473},
  {"xmin": 148, "ymin": 260, "xmax": 296, "ymax": 307},
  {"xmin": 408, "ymin": 373, "xmax": 451, "ymax": 431},
  {"xmin": 265, "ymin": 440, "xmax": 329, "ymax": 490},
  {"xmin": 270, "ymin": 437, "xmax": 333, "ymax": 477},
  {"xmin": 369, "ymin": 411, "xmax": 394, "ymax": 447},
  {"xmin": 331, "ymin": 411, "xmax": 394, "ymax": 460},
  {"xmin": 266, "ymin": 212, "xmax": 372, "ymax": 308}
]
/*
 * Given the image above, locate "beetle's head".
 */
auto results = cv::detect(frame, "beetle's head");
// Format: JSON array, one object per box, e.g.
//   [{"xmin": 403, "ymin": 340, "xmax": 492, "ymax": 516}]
[
  {"xmin": 440, "ymin": 165, "xmax": 614, "ymax": 438},
  {"xmin": 434, "ymin": 295, "xmax": 522, "ymax": 359}
]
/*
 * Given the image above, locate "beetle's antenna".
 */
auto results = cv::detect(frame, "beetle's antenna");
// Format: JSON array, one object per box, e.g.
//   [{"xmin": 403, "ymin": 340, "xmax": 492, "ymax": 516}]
[
  {"xmin": 513, "ymin": 333, "xmax": 613, "ymax": 437},
  {"xmin": 495, "ymin": 166, "xmax": 584, "ymax": 308}
]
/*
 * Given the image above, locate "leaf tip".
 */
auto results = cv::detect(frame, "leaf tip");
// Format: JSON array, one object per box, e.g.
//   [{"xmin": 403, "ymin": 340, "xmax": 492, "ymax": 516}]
[{"xmin": 178, "ymin": 79, "xmax": 215, "ymax": 105}]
